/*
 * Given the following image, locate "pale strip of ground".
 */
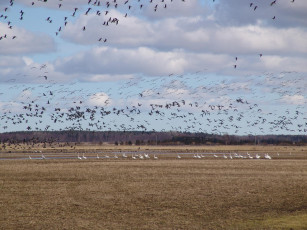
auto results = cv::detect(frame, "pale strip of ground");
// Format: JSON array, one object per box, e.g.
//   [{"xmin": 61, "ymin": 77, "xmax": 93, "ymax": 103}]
[{"xmin": 1, "ymin": 144, "xmax": 307, "ymax": 159}]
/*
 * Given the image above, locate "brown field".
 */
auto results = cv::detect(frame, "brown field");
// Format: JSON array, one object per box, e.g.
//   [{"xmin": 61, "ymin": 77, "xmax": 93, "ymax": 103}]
[
  {"xmin": 1, "ymin": 144, "xmax": 307, "ymax": 159},
  {"xmin": 1, "ymin": 145, "xmax": 307, "ymax": 229}
]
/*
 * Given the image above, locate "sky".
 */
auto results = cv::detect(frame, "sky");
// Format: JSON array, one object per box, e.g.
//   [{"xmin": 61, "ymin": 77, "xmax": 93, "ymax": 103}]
[{"xmin": 0, "ymin": 0, "xmax": 306, "ymax": 135}]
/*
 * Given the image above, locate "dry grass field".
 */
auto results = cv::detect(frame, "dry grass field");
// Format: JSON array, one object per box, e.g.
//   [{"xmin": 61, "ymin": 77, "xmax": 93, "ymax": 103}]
[
  {"xmin": 1, "ymin": 145, "xmax": 307, "ymax": 229},
  {"xmin": 1, "ymin": 144, "xmax": 307, "ymax": 159}
]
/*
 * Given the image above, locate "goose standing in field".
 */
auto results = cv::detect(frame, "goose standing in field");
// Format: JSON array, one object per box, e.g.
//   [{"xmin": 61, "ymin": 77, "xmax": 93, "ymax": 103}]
[
  {"xmin": 114, "ymin": 153, "xmax": 118, "ymax": 159},
  {"xmin": 154, "ymin": 154, "xmax": 158, "ymax": 159},
  {"xmin": 139, "ymin": 154, "xmax": 144, "ymax": 159},
  {"xmin": 177, "ymin": 154, "xmax": 181, "ymax": 159},
  {"xmin": 82, "ymin": 153, "xmax": 87, "ymax": 159},
  {"xmin": 229, "ymin": 154, "xmax": 233, "ymax": 159},
  {"xmin": 223, "ymin": 154, "xmax": 227, "ymax": 159},
  {"xmin": 144, "ymin": 153, "xmax": 150, "ymax": 159},
  {"xmin": 213, "ymin": 154, "xmax": 218, "ymax": 158},
  {"xmin": 255, "ymin": 153, "xmax": 261, "ymax": 159},
  {"xmin": 29, "ymin": 155, "xmax": 32, "ymax": 160},
  {"xmin": 96, "ymin": 153, "xmax": 100, "ymax": 159},
  {"xmin": 41, "ymin": 153, "xmax": 46, "ymax": 159},
  {"xmin": 264, "ymin": 153, "xmax": 272, "ymax": 159},
  {"xmin": 132, "ymin": 154, "xmax": 137, "ymax": 160},
  {"xmin": 78, "ymin": 153, "xmax": 82, "ymax": 160},
  {"xmin": 247, "ymin": 152, "xmax": 253, "ymax": 159},
  {"xmin": 122, "ymin": 153, "xmax": 128, "ymax": 158}
]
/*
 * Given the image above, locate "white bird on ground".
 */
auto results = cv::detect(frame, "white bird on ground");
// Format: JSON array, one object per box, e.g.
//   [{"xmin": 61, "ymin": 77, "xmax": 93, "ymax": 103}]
[
  {"xmin": 96, "ymin": 154, "xmax": 100, "ymax": 159},
  {"xmin": 114, "ymin": 154, "xmax": 118, "ymax": 159},
  {"xmin": 139, "ymin": 154, "xmax": 144, "ymax": 159},
  {"xmin": 255, "ymin": 153, "xmax": 261, "ymax": 159},
  {"xmin": 82, "ymin": 153, "xmax": 87, "ymax": 159},
  {"xmin": 29, "ymin": 156, "xmax": 32, "ymax": 160},
  {"xmin": 41, "ymin": 154, "xmax": 46, "ymax": 159},
  {"xmin": 223, "ymin": 154, "xmax": 227, "ymax": 159},
  {"xmin": 229, "ymin": 154, "xmax": 233, "ymax": 159},
  {"xmin": 177, "ymin": 154, "xmax": 181, "ymax": 159},
  {"xmin": 247, "ymin": 152, "xmax": 253, "ymax": 159},
  {"xmin": 264, "ymin": 153, "xmax": 272, "ymax": 160},
  {"xmin": 122, "ymin": 153, "xmax": 128, "ymax": 158},
  {"xmin": 78, "ymin": 153, "xmax": 82, "ymax": 160},
  {"xmin": 132, "ymin": 154, "xmax": 137, "ymax": 160},
  {"xmin": 154, "ymin": 154, "xmax": 158, "ymax": 159},
  {"xmin": 213, "ymin": 154, "xmax": 218, "ymax": 158},
  {"xmin": 144, "ymin": 153, "xmax": 150, "ymax": 159}
]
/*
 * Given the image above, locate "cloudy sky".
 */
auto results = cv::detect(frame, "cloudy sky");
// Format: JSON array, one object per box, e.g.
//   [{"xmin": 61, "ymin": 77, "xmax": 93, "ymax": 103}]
[{"xmin": 0, "ymin": 0, "xmax": 306, "ymax": 135}]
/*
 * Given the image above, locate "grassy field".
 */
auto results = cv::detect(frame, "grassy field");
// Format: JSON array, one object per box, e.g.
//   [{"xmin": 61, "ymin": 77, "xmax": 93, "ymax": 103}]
[
  {"xmin": 1, "ymin": 144, "xmax": 307, "ymax": 159},
  {"xmin": 0, "ymin": 146, "xmax": 307, "ymax": 229}
]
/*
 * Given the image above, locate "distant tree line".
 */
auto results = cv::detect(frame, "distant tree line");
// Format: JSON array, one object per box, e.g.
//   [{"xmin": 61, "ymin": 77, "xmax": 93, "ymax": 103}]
[{"xmin": 0, "ymin": 131, "xmax": 306, "ymax": 146}]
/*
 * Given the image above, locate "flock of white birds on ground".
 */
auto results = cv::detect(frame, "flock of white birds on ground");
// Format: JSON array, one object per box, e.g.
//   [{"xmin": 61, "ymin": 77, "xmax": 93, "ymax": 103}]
[
  {"xmin": 25, "ymin": 151, "xmax": 274, "ymax": 161},
  {"xmin": 0, "ymin": 0, "xmax": 306, "ymax": 135}
]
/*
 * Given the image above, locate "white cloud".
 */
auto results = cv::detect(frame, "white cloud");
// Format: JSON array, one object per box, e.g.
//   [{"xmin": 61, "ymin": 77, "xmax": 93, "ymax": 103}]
[
  {"xmin": 87, "ymin": 74, "xmax": 134, "ymax": 82},
  {"xmin": 0, "ymin": 0, "xmax": 306, "ymax": 83},
  {"xmin": 55, "ymin": 46, "xmax": 189, "ymax": 76},
  {"xmin": 0, "ymin": 56, "xmax": 25, "ymax": 67},
  {"xmin": 281, "ymin": 95, "xmax": 306, "ymax": 105},
  {"xmin": 53, "ymin": 43, "xmax": 307, "ymax": 80},
  {"xmin": 0, "ymin": 23, "xmax": 55, "ymax": 55},
  {"xmin": 0, "ymin": 101, "xmax": 23, "ymax": 113},
  {"xmin": 60, "ymin": 9, "xmax": 307, "ymax": 57},
  {"xmin": 87, "ymin": 92, "xmax": 111, "ymax": 106},
  {"xmin": 17, "ymin": 89, "xmax": 32, "ymax": 100}
]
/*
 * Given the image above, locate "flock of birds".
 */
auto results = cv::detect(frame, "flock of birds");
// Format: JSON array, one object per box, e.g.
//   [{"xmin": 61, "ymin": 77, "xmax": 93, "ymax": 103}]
[
  {"xmin": 23, "ymin": 151, "xmax": 274, "ymax": 161},
  {"xmin": 0, "ymin": 0, "xmax": 190, "ymax": 42},
  {"xmin": 0, "ymin": 0, "xmax": 306, "ymax": 136},
  {"xmin": 0, "ymin": 0, "xmax": 298, "ymax": 44},
  {"xmin": 1, "ymin": 71, "xmax": 305, "ymax": 135}
]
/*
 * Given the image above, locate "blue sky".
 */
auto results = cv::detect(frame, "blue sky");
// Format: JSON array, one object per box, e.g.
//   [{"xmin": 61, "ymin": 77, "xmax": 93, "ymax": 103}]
[{"xmin": 0, "ymin": 0, "xmax": 306, "ymax": 135}]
